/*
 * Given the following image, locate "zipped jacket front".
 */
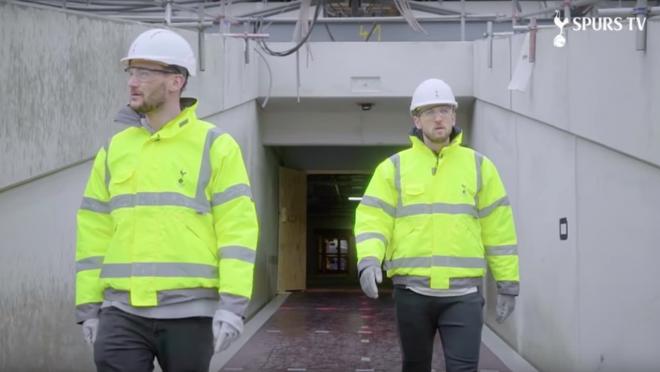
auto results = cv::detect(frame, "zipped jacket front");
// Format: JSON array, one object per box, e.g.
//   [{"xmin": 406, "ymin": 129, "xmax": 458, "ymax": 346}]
[
  {"xmin": 75, "ymin": 99, "xmax": 258, "ymax": 322},
  {"xmin": 355, "ymin": 129, "xmax": 519, "ymax": 295}
]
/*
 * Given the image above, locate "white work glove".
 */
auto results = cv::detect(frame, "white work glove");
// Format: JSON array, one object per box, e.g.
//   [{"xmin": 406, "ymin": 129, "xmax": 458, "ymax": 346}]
[
  {"xmin": 495, "ymin": 294, "xmax": 516, "ymax": 323},
  {"xmin": 82, "ymin": 318, "xmax": 99, "ymax": 345},
  {"xmin": 212, "ymin": 309, "xmax": 244, "ymax": 353},
  {"xmin": 359, "ymin": 266, "xmax": 382, "ymax": 299}
]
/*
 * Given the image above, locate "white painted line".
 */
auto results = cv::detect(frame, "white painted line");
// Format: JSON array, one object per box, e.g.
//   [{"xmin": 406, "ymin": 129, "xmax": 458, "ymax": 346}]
[
  {"xmin": 314, "ymin": 330, "xmax": 330, "ymax": 334},
  {"xmin": 287, "ymin": 368, "xmax": 307, "ymax": 371},
  {"xmin": 210, "ymin": 293, "xmax": 291, "ymax": 371},
  {"xmin": 360, "ymin": 339, "xmax": 370, "ymax": 343},
  {"xmin": 357, "ymin": 330, "xmax": 372, "ymax": 334},
  {"xmin": 481, "ymin": 325, "xmax": 539, "ymax": 372},
  {"xmin": 355, "ymin": 369, "xmax": 375, "ymax": 372},
  {"xmin": 360, "ymin": 325, "xmax": 369, "ymax": 329},
  {"xmin": 361, "ymin": 357, "xmax": 371, "ymax": 362}
]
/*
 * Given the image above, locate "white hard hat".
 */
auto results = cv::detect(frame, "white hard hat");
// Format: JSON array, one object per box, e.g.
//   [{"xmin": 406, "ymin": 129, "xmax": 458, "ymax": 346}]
[
  {"xmin": 410, "ymin": 78, "xmax": 458, "ymax": 114},
  {"xmin": 121, "ymin": 29, "xmax": 196, "ymax": 76}
]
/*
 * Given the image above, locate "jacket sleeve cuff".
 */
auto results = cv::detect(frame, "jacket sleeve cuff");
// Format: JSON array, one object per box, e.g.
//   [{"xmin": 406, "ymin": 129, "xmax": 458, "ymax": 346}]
[
  {"xmin": 218, "ymin": 293, "xmax": 250, "ymax": 318},
  {"xmin": 496, "ymin": 281, "xmax": 520, "ymax": 296},
  {"xmin": 75, "ymin": 303, "xmax": 101, "ymax": 324},
  {"xmin": 357, "ymin": 257, "xmax": 381, "ymax": 277}
]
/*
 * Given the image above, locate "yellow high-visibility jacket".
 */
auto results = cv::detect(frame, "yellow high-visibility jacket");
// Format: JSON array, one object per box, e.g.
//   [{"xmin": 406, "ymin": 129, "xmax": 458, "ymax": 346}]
[
  {"xmin": 355, "ymin": 129, "xmax": 519, "ymax": 295},
  {"xmin": 75, "ymin": 99, "xmax": 258, "ymax": 323}
]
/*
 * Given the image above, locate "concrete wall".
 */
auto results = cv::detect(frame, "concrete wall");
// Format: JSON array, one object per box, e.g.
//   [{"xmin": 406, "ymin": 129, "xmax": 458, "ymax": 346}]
[
  {"xmin": 258, "ymin": 41, "xmax": 473, "ymax": 99},
  {"xmin": 260, "ymin": 97, "xmax": 473, "ymax": 146},
  {"xmin": 0, "ymin": 3, "xmax": 278, "ymax": 371},
  {"xmin": 471, "ymin": 22, "xmax": 660, "ymax": 372}
]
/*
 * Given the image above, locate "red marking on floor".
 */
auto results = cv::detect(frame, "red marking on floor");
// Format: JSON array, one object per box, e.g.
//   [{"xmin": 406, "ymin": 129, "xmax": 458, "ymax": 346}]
[{"xmin": 221, "ymin": 291, "xmax": 511, "ymax": 372}]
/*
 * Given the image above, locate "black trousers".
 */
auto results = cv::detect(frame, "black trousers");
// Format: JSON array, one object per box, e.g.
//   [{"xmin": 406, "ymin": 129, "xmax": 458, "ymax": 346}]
[
  {"xmin": 94, "ymin": 306, "xmax": 213, "ymax": 372},
  {"xmin": 394, "ymin": 287, "xmax": 484, "ymax": 372}
]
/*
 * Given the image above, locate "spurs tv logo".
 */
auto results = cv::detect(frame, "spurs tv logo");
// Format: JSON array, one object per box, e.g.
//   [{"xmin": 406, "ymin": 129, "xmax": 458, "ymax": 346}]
[
  {"xmin": 553, "ymin": 10, "xmax": 570, "ymax": 48},
  {"xmin": 552, "ymin": 9, "xmax": 647, "ymax": 48}
]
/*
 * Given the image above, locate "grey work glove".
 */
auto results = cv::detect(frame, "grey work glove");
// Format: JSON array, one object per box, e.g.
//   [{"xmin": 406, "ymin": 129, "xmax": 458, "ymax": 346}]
[
  {"xmin": 495, "ymin": 294, "xmax": 516, "ymax": 323},
  {"xmin": 359, "ymin": 266, "xmax": 382, "ymax": 299},
  {"xmin": 82, "ymin": 318, "xmax": 99, "ymax": 345},
  {"xmin": 212, "ymin": 309, "xmax": 244, "ymax": 354}
]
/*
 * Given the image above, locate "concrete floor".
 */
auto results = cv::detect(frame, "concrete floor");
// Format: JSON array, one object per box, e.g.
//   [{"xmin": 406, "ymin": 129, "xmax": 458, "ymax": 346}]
[{"xmin": 213, "ymin": 290, "xmax": 530, "ymax": 372}]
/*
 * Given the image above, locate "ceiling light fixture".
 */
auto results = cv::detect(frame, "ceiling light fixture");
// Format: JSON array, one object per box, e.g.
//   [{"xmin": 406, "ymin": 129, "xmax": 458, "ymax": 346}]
[{"xmin": 358, "ymin": 102, "xmax": 373, "ymax": 111}]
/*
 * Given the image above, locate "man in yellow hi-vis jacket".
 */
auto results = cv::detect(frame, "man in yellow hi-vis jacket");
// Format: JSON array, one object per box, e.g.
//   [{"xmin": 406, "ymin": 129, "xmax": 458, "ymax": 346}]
[
  {"xmin": 75, "ymin": 28, "xmax": 258, "ymax": 372},
  {"xmin": 355, "ymin": 78, "xmax": 519, "ymax": 372}
]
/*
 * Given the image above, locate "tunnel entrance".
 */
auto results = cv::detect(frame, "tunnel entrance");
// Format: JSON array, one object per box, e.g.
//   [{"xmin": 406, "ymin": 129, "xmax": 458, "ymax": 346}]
[{"xmin": 273, "ymin": 146, "xmax": 404, "ymax": 291}]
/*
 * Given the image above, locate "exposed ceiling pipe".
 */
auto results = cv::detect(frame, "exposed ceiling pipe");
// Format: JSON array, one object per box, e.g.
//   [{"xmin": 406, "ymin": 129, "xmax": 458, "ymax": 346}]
[
  {"xmin": 254, "ymin": 14, "xmax": 500, "ymax": 24},
  {"xmin": 12, "ymin": 0, "xmax": 162, "ymax": 12},
  {"xmin": 165, "ymin": 1, "xmax": 173, "ymax": 25},
  {"xmin": 496, "ymin": 0, "xmax": 604, "ymax": 22},
  {"xmin": 106, "ymin": 15, "xmax": 215, "ymax": 22},
  {"xmin": 409, "ymin": 2, "xmax": 461, "ymax": 16},
  {"xmin": 235, "ymin": 1, "xmax": 302, "ymax": 19}
]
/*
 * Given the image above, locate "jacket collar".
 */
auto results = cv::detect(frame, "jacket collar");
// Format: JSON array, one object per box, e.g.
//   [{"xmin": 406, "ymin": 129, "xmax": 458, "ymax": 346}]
[
  {"xmin": 113, "ymin": 98, "xmax": 198, "ymax": 137},
  {"xmin": 409, "ymin": 126, "xmax": 463, "ymax": 155}
]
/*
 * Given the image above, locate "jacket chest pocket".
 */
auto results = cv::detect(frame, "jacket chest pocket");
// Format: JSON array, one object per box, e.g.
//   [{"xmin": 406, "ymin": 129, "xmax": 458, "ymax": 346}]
[
  {"xmin": 108, "ymin": 169, "xmax": 135, "ymax": 195},
  {"xmin": 402, "ymin": 184, "xmax": 426, "ymax": 204}
]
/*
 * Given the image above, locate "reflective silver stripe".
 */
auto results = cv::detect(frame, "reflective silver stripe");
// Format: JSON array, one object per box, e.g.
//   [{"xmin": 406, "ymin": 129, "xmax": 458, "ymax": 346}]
[
  {"xmin": 80, "ymin": 197, "xmax": 110, "ymax": 213},
  {"xmin": 392, "ymin": 275, "xmax": 429, "ymax": 287},
  {"xmin": 355, "ymin": 232, "xmax": 387, "ymax": 245},
  {"xmin": 479, "ymin": 196, "xmax": 510, "ymax": 218},
  {"xmin": 486, "ymin": 245, "xmax": 518, "ymax": 256},
  {"xmin": 75, "ymin": 303, "xmax": 101, "ymax": 323},
  {"xmin": 109, "ymin": 193, "xmax": 209, "ymax": 214},
  {"xmin": 391, "ymin": 275, "xmax": 484, "ymax": 289},
  {"xmin": 475, "ymin": 152, "xmax": 483, "ymax": 208},
  {"xmin": 357, "ymin": 257, "xmax": 381, "ymax": 273},
  {"xmin": 384, "ymin": 256, "xmax": 485, "ymax": 270},
  {"xmin": 103, "ymin": 288, "xmax": 129, "ymax": 302},
  {"xmin": 196, "ymin": 127, "xmax": 224, "ymax": 211},
  {"xmin": 104, "ymin": 288, "xmax": 219, "ymax": 305},
  {"xmin": 212, "ymin": 184, "xmax": 252, "ymax": 207},
  {"xmin": 390, "ymin": 154, "xmax": 402, "ymax": 208},
  {"xmin": 384, "ymin": 257, "xmax": 430, "ymax": 270},
  {"xmin": 450, "ymin": 277, "xmax": 483, "ymax": 288},
  {"xmin": 219, "ymin": 293, "xmax": 250, "ymax": 316},
  {"xmin": 100, "ymin": 263, "xmax": 217, "ymax": 278},
  {"xmin": 497, "ymin": 281, "xmax": 520, "ymax": 296},
  {"xmin": 433, "ymin": 256, "xmax": 485, "ymax": 268},
  {"xmin": 158, "ymin": 288, "xmax": 219, "ymax": 303},
  {"xmin": 219, "ymin": 246, "xmax": 256, "ymax": 264},
  {"xmin": 397, "ymin": 203, "xmax": 478, "ymax": 218},
  {"xmin": 76, "ymin": 256, "xmax": 104, "ymax": 272},
  {"xmin": 360, "ymin": 196, "xmax": 396, "ymax": 218}
]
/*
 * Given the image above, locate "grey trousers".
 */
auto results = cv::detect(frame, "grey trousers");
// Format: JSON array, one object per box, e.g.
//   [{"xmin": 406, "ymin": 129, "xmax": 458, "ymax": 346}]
[
  {"xmin": 94, "ymin": 306, "xmax": 213, "ymax": 372},
  {"xmin": 394, "ymin": 287, "xmax": 484, "ymax": 372}
]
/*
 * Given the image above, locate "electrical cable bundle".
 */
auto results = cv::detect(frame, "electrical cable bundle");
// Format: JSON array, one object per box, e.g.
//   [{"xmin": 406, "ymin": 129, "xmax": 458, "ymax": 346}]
[{"xmin": 255, "ymin": 0, "xmax": 324, "ymax": 57}]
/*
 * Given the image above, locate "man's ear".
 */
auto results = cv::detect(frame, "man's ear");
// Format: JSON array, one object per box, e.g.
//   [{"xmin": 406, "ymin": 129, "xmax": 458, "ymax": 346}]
[
  {"xmin": 412, "ymin": 116, "xmax": 422, "ymax": 129},
  {"xmin": 169, "ymin": 75, "xmax": 185, "ymax": 92}
]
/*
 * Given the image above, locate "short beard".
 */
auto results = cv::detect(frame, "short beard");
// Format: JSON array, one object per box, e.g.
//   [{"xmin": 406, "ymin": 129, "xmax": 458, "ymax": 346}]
[
  {"xmin": 132, "ymin": 83, "xmax": 167, "ymax": 114},
  {"xmin": 134, "ymin": 101, "xmax": 163, "ymax": 114},
  {"xmin": 423, "ymin": 130, "xmax": 450, "ymax": 145}
]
